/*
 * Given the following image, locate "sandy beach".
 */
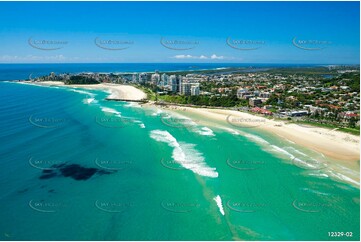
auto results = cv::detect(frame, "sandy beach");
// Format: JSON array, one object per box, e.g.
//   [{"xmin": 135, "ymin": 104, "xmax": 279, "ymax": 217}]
[
  {"xmin": 148, "ymin": 103, "xmax": 360, "ymax": 179},
  {"xmin": 190, "ymin": 108, "xmax": 359, "ymax": 161},
  {"xmin": 22, "ymin": 81, "xmax": 147, "ymax": 101}
]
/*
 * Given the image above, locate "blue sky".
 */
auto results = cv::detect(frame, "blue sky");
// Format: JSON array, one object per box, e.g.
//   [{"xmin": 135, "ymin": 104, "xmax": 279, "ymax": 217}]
[{"xmin": 0, "ymin": 1, "xmax": 359, "ymax": 64}]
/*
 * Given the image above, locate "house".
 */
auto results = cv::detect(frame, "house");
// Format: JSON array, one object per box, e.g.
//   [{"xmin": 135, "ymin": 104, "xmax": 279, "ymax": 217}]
[{"xmin": 249, "ymin": 98, "xmax": 263, "ymax": 107}]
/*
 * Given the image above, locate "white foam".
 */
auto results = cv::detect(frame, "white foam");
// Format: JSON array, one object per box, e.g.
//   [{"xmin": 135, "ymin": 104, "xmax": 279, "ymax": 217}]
[
  {"xmin": 70, "ymin": 89, "xmax": 94, "ymax": 96},
  {"xmin": 318, "ymin": 173, "xmax": 329, "ymax": 178},
  {"xmin": 83, "ymin": 97, "xmax": 98, "ymax": 104},
  {"xmin": 334, "ymin": 164, "xmax": 360, "ymax": 176},
  {"xmin": 270, "ymin": 145, "xmax": 295, "ymax": 159},
  {"xmin": 100, "ymin": 107, "xmax": 121, "ymax": 117},
  {"xmin": 293, "ymin": 158, "xmax": 319, "ymax": 169},
  {"xmin": 150, "ymin": 130, "xmax": 178, "ymax": 145},
  {"xmin": 161, "ymin": 112, "xmax": 198, "ymax": 127},
  {"xmin": 124, "ymin": 102, "xmax": 142, "ymax": 108},
  {"xmin": 68, "ymin": 88, "xmax": 99, "ymax": 105},
  {"xmin": 306, "ymin": 163, "xmax": 359, "ymax": 187},
  {"xmin": 221, "ymin": 127, "xmax": 240, "ymax": 135},
  {"xmin": 285, "ymin": 146, "xmax": 308, "ymax": 157},
  {"xmin": 301, "ymin": 188, "xmax": 330, "ymax": 196},
  {"xmin": 195, "ymin": 127, "xmax": 215, "ymax": 136},
  {"xmin": 285, "ymin": 139, "xmax": 296, "ymax": 144},
  {"xmin": 149, "ymin": 130, "xmax": 218, "ymax": 178},
  {"xmin": 151, "ymin": 109, "xmax": 163, "ymax": 116},
  {"xmin": 213, "ymin": 195, "xmax": 225, "ymax": 216},
  {"xmin": 171, "ymin": 113, "xmax": 197, "ymax": 126},
  {"xmin": 244, "ymin": 133, "xmax": 270, "ymax": 145},
  {"xmin": 120, "ymin": 117, "xmax": 146, "ymax": 128},
  {"xmin": 308, "ymin": 172, "xmax": 329, "ymax": 178},
  {"xmin": 327, "ymin": 171, "xmax": 360, "ymax": 186}
]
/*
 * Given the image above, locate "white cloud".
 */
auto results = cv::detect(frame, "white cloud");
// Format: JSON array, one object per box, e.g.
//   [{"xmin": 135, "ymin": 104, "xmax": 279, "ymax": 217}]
[
  {"xmin": 0, "ymin": 54, "xmax": 77, "ymax": 63},
  {"xmin": 210, "ymin": 54, "xmax": 224, "ymax": 60},
  {"xmin": 172, "ymin": 54, "xmax": 228, "ymax": 60},
  {"xmin": 173, "ymin": 54, "xmax": 200, "ymax": 59}
]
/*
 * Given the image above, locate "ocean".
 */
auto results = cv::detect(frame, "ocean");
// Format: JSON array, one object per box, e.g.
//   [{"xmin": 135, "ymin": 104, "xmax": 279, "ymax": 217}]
[{"xmin": 0, "ymin": 64, "xmax": 359, "ymax": 240}]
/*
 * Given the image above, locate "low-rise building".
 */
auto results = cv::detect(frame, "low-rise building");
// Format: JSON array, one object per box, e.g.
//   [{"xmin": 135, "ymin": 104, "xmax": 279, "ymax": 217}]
[{"xmin": 249, "ymin": 98, "xmax": 263, "ymax": 107}]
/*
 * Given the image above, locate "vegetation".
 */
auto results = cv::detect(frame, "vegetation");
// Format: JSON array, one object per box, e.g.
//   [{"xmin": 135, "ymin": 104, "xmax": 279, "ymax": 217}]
[
  {"xmin": 158, "ymin": 94, "xmax": 243, "ymax": 107},
  {"xmin": 64, "ymin": 76, "xmax": 100, "ymax": 85},
  {"xmin": 33, "ymin": 66, "xmax": 360, "ymax": 134},
  {"xmin": 294, "ymin": 120, "xmax": 360, "ymax": 135}
]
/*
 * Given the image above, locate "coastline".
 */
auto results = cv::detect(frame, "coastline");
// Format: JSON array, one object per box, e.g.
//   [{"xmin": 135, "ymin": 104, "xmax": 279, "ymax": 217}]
[
  {"xmin": 15, "ymin": 80, "xmax": 360, "ymax": 185},
  {"xmin": 20, "ymin": 81, "xmax": 147, "ymax": 101},
  {"xmin": 146, "ymin": 103, "xmax": 360, "ymax": 185},
  {"xmin": 19, "ymin": 81, "xmax": 360, "ymax": 163}
]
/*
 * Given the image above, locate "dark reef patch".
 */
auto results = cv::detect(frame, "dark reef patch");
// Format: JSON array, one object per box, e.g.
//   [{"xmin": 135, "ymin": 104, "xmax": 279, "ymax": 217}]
[
  {"xmin": 39, "ymin": 169, "xmax": 58, "ymax": 179},
  {"xmin": 59, "ymin": 164, "xmax": 98, "ymax": 181},
  {"xmin": 39, "ymin": 163, "xmax": 115, "ymax": 181}
]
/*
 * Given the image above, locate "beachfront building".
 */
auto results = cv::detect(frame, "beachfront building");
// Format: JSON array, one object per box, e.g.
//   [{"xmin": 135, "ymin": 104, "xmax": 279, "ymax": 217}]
[
  {"xmin": 163, "ymin": 75, "xmax": 178, "ymax": 93},
  {"xmin": 251, "ymin": 107, "xmax": 273, "ymax": 116},
  {"xmin": 179, "ymin": 82, "xmax": 200, "ymax": 96},
  {"xmin": 170, "ymin": 77, "xmax": 178, "ymax": 93},
  {"xmin": 132, "ymin": 74, "xmax": 138, "ymax": 83},
  {"xmin": 237, "ymin": 88, "xmax": 251, "ymax": 99},
  {"xmin": 160, "ymin": 73, "xmax": 168, "ymax": 87},
  {"xmin": 180, "ymin": 83, "xmax": 192, "ymax": 95},
  {"xmin": 151, "ymin": 73, "xmax": 160, "ymax": 85},
  {"xmin": 139, "ymin": 73, "xmax": 148, "ymax": 84},
  {"xmin": 191, "ymin": 85, "xmax": 200, "ymax": 96},
  {"xmin": 285, "ymin": 110, "xmax": 309, "ymax": 117},
  {"xmin": 249, "ymin": 98, "xmax": 263, "ymax": 107},
  {"xmin": 165, "ymin": 75, "xmax": 176, "ymax": 93}
]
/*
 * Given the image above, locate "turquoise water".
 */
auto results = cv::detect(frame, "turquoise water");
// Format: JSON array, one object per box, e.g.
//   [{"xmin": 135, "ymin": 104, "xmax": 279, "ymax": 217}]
[{"xmin": 0, "ymin": 81, "xmax": 359, "ymax": 240}]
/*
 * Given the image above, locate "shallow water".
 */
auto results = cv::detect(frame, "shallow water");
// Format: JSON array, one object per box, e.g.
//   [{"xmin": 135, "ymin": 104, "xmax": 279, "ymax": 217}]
[{"xmin": 0, "ymin": 81, "xmax": 359, "ymax": 240}]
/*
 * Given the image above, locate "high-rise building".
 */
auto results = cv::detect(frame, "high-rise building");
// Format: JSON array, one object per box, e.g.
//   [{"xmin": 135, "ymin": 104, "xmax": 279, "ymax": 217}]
[
  {"xmin": 168, "ymin": 75, "xmax": 177, "ymax": 93},
  {"xmin": 151, "ymin": 73, "xmax": 160, "ymax": 85},
  {"xmin": 180, "ymin": 83, "xmax": 192, "ymax": 95},
  {"xmin": 191, "ymin": 85, "xmax": 200, "ymax": 96},
  {"xmin": 177, "ymin": 76, "xmax": 183, "ymax": 93},
  {"xmin": 139, "ymin": 73, "xmax": 148, "ymax": 84},
  {"xmin": 161, "ymin": 73, "xmax": 168, "ymax": 87},
  {"xmin": 171, "ymin": 78, "xmax": 177, "ymax": 93},
  {"xmin": 132, "ymin": 74, "xmax": 138, "ymax": 83}
]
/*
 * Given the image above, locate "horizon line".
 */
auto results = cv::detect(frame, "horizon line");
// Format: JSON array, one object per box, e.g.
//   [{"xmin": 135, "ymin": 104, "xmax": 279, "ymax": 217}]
[{"xmin": 0, "ymin": 62, "xmax": 359, "ymax": 65}]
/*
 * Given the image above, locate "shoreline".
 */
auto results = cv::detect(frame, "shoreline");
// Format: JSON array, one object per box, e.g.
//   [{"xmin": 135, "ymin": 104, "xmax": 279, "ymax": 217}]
[
  {"xmin": 154, "ymin": 104, "xmax": 360, "ymax": 162},
  {"xmin": 145, "ymin": 103, "xmax": 360, "ymax": 185},
  {"xmin": 14, "ymin": 80, "xmax": 360, "ymax": 185},
  {"xmin": 20, "ymin": 81, "xmax": 147, "ymax": 101},
  {"xmin": 19, "ymin": 81, "xmax": 360, "ymax": 163}
]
